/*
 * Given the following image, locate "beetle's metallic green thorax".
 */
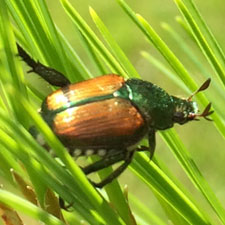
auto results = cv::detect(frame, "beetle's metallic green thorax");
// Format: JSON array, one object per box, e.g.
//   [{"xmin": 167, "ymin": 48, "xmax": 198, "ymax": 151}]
[{"xmin": 115, "ymin": 79, "xmax": 175, "ymax": 130}]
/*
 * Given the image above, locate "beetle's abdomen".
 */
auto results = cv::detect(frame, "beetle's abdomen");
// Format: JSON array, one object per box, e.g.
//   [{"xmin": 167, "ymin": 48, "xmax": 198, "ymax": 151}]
[{"xmin": 53, "ymin": 98, "xmax": 146, "ymax": 149}]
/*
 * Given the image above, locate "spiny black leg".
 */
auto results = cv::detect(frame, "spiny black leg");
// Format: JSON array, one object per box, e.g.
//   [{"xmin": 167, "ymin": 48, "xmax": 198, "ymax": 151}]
[
  {"xmin": 135, "ymin": 129, "xmax": 156, "ymax": 159},
  {"xmin": 82, "ymin": 151, "xmax": 127, "ymax": 175},
  {"xmin": 148, "ymin": 128, "xmax": 156, "ymax": 159},
  {"xmin": 17, "ymin": 44, "xmax": 70, "ymax": 87},
  {"xmin": 91, "ymin": 151, "xmax": 134, "ymax": 188}
]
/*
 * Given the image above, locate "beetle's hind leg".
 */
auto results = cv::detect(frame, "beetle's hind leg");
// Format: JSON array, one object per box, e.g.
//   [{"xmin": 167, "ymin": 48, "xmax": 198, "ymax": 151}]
[
  {"xmin": 17, "ymin": 44, "xmax": 70, "ymax": 87},
  {"xmin": 82, "ymin": 150, "xmax": 134, "ymax": 188}
]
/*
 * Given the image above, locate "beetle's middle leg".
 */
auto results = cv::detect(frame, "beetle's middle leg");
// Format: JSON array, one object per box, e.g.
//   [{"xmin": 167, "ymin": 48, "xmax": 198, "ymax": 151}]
[{"xmin": 17, "ymin": 44, "xmax": 70, "ymax": 87}]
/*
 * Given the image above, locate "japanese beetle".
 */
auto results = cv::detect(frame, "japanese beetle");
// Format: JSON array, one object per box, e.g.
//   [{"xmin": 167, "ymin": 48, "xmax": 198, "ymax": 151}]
[{"xmin": 17, "ymin": 44, "xmax": 213, "ymax": 188}]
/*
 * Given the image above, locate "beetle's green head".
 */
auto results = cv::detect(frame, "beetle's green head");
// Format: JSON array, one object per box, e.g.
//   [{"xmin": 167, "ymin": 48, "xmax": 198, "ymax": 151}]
[
  {"xmin": 172, "ymin": 98, "xmax": 199, "ymax": 125},
  {"xmin": 172, "ymin": 78, "xmax": 213, "ymax": 125},
  {"xmin": 173, "ymin": 98, "xmax": 213, "ymax": 125}
]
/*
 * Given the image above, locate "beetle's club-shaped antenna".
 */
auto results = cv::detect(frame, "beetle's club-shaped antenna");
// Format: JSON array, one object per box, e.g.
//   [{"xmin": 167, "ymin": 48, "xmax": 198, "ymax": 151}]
[{"xmin": 187, "ymin": 78, "xmax": 214, "ymax": 121}]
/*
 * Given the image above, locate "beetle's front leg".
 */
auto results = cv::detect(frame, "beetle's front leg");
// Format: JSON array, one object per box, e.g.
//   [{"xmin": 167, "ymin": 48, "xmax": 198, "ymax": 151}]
[
  {"xmin": 148, "ymin": 128, "xmax": 156, "ymax": 159},
  {"xmin": 17, "ymin": 44, "xmax": 70, "ymax": 87},
  {"xmin": 136, "ymin": 128, "xmax": 156, "ymax": 159}
]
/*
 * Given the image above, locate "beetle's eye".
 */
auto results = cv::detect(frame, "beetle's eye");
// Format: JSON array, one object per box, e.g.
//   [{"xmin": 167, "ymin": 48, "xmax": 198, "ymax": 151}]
[{"xmin": 173, "ymin": 111, "xmax": 185, "ymax": 123}]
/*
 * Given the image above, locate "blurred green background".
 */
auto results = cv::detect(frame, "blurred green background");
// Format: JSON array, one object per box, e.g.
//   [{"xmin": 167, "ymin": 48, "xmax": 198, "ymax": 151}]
[{"xmin": 40, "ymin": 0, "xmax": 225, "ymax": 222}]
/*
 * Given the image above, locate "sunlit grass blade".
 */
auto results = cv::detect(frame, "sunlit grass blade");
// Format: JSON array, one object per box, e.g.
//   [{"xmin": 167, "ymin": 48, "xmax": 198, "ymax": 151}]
[
  {"xmin": 116, "ymin": 0, "xmax": 195, "ymax": 87},
  {"xmin": 0, "ymin": 0, "xmax": 29, "ymax": 130},
  {"xmin": 35, "ymin": 0, "xmax": 74, "ymax": 76},
  {"xmin": 56, "ymin": 28, "xmax": 92, "ymax": 80},
  {"xmin": 170, "ymin": 8, "xmax": 225, "ymax": 223},
  {"xmin": 174, "ymin": 0, "xmax": 225, "ymax": 86},
  {"xmin": 130, "ymin": 153, "xmax": 210, "ymax": 225},
  {"xmin": 140, "ymin": 51, "xmax": 189, "ymax": 93},
  {"xmin": 175, "ymin": 16, "xmax": 193, "ymax": 37},
  {"xmin": 180, "ymin": 0, "xmax": 225, "ymax": 69},
  {"xmin": 161, "ymin": 22, "xmax": 211, "ymax": 79},
  {"xmin": 60, "ymin": 0, "xmax": 127, "ymax": 77},
  {"xmin": 161, "ymin": 129, "xmax": 225, "ymax": 224},
  {"xmin": 156, "ymin": 195, "xmax": 190, "ymax": 225},
  {"xmin": 79, "ymin": 31, "xmax": 108, "ymax": 75},
  {"xmin": 151, "ymin": 157, "xmax": 210, "ymax": 225},
  {"xmin": 89, "ymin": 7, "xmax": 140, "ymax": 78},
  {"xmin": 0, "ymin": 0, "xmax": 24, "ymax": 91},
  {"xmin": 160, "ymin": 22, "xmax": 225, "ymax": 118},
  {"xmin": 15, "ymin": 23, "xmax": 91, "ymax": 82},
  {"xmin": 0, "ymin": 147, "xmax": 23, "ymax": 185},
  {"xmin": 96, "ymin": 165, "xmax": 135, "ymax": 225},
  {"xmin": 5, "ymin": 0, "xmax": 61, "ymax": 67},
  {"xmin": 129, "ymin": 194, "xmax": 167, "ymax": 225},
  {"xmin": 5, "ymin": 0, "xmax": 84, "ymax": 82},
  {"xmin": 55, "ymin": 27, "xmax": 92, "ymax": 81}
]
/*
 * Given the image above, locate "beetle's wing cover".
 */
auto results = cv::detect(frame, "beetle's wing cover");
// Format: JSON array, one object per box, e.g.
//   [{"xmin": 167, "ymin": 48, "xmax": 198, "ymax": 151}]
[
  {"xmin": 53, "ymin": 98, "xmax": 146, "ymax": 149},
  {"xmin": 46, "ymin": 74, "xmax": 125, "ymax": 110}
]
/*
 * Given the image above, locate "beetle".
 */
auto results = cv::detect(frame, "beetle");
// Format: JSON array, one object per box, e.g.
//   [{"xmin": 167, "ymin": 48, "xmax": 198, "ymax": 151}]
[{"xmin": 17, "ymin": 44, "xmax": 213, "ymax": 188}]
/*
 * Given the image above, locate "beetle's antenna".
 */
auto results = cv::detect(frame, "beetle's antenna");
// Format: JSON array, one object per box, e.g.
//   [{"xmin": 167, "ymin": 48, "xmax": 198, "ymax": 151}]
[
  {"xmin": 187, "ymin": 78, "xmax": 211, "ymax": 101},
  {"xmin": 199, "ymin": 103, "xmax": 214, "ymax": 121},
  {"xmin": 191, "ymin": 103, "xmax": 214, "ymax": 121}
]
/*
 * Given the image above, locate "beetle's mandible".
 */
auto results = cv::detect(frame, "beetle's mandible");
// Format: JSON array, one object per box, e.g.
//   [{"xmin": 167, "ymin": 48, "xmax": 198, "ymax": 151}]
[{"xmin": 17, "ymin": 44, "xmax": 213, "ymax": 188}]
